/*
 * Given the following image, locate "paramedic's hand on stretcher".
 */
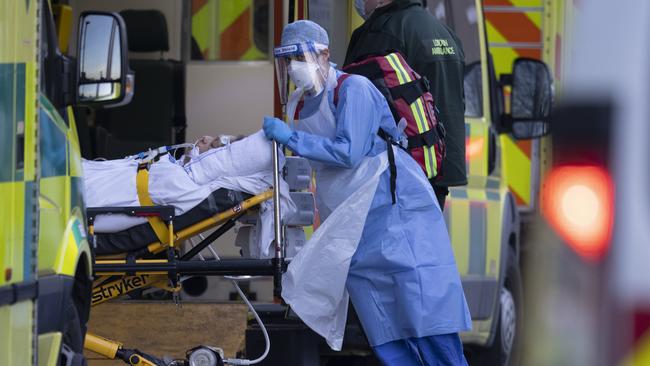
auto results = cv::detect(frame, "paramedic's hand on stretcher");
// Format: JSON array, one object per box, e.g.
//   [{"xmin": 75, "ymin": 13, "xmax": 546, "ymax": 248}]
[{"xmin": 263, "ymin": 116, "xmax": 293, "ymax": 144}]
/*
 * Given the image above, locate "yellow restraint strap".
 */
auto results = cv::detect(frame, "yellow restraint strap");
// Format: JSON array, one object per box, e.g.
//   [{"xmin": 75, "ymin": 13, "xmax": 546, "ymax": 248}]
[{"xmin": 136, "ymin": 168, "xmax": 171, "ymax": 246}]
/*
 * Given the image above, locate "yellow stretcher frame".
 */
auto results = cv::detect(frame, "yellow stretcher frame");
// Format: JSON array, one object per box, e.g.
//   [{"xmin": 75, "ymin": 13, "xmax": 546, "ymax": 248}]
[{"xmin": 85, "ymin": 190, "xmax": 276, "ymax": 365}]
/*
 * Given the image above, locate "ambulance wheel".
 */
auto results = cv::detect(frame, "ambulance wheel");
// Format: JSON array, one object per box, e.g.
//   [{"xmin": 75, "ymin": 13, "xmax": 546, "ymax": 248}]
[
  {"xmin": 476, "ymin": 247, "xmax": 522, "ymax": 366},
  {"xmin": 59, "ymin": 301, "xmax": 86, "ymax": 366},
  {"xmin": 60, "ymin": 264, "xmax": 91, "ymax": 366}
]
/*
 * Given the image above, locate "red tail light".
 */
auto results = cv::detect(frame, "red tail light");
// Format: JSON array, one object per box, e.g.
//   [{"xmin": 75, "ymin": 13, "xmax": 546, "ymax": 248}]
[
  {"xmin": 542, "ymin": 165, "xmax": 614, "ymax": 261},
  {"xmin": 466, "ymin": 137, "xmax": 485, "ymax": 160}
]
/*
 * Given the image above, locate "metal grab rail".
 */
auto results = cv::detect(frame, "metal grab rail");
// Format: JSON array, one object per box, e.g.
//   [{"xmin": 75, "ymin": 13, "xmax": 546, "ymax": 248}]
[{"xmin": 272, "ymin": 141, "xmax": 284, "ymax": 300}]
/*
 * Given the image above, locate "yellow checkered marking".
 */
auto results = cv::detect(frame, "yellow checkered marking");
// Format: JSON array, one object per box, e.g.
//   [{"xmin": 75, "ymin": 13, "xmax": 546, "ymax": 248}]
[{"xmin": 448, "ymin": 177, "xmax": 505, "ymax": 278}]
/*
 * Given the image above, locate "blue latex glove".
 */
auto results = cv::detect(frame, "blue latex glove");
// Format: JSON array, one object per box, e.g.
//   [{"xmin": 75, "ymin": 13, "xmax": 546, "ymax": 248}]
[{"xmin": 263, "ymin": 116, "xmax": 293, "ymax": 144}]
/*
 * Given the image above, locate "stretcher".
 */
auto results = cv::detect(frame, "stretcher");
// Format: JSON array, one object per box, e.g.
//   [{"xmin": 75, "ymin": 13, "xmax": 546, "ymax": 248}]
[{"xmin": 84, "ymin": 144, "xmax": 312, "ymax": 366}]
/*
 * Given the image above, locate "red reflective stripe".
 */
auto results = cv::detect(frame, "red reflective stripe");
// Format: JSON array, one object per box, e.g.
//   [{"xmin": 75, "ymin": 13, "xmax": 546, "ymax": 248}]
[
  {"xmin": 294, "ymin": 100, "xmax": 304, "ymax": 120},
  {"xmin": 513, "ymin": 48, "xmax": 543, "ymax": 60},
  {"xmin": 512, "ymin": 188, "xmax": 526, "ymax": 206},
  {"xmin": 483, "ymin": 0, "xmax": 512, "ymax": 5},
  {"xmin": 221, "ymin": 8, "xmax": 251, "ymax": 60},
  {"xmin": 333, "ymin": 74, "xmax": 351, "ymax": 106},
  {"xmin": 135, "ymin": 212, "xmax": 162, "ymax": 218},
  {"xmin": 635, "ymin": 310, "xmax": 650, "ymax": 343},
  {"xmin": 297, "ymin": 0, "xmax": 305, "ymax": 20},
  {"xmin": 485, "ymin": 0, "xmax": 543, "ymax": 59},
  {"xmin": 191, "ymin": 0, "xmax": 208, "ymax": 15},
  {"xmin": 515, "ymin": 139, "xmax": 532, "ymax": 160}
]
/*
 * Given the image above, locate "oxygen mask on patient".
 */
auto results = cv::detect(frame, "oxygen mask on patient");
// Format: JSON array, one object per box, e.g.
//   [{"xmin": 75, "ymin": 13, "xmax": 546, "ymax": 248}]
[{"xmin": 180, "ymin": 134, "xmax": 246, "ymax": 165}]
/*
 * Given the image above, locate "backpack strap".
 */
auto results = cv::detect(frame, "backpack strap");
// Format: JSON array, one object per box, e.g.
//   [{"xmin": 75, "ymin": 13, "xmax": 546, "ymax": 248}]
[
  {"xmin": 334, "ymin": 73, "xmax": 399, "ymax": 205},
  {"xmin": 333, "ymin": 73, "xmax": 352, "ymax": 106},
  {"xmin": 389, "ymin": 77, "xmax": 430, "ymax": 105},
  {"xmin": 377, "ymin": 129, "xmax": 398, "ymax": 205},
  {"xmin": 407, "ymin": 129, "xmax": 438, "ymax": 149},
  {"xmin": 294, "ymin": 100, "xmax": 304, "ymax": 120}
]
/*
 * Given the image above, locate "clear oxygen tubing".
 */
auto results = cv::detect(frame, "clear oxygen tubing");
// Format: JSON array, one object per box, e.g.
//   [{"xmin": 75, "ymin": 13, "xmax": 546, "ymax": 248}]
[
  {"xmin": 222, "ymin": 277, "xmax": 271, "ymax": 366},
  {"xmin": 196, "ymin": 251, "xmax": 269, "ymax": 366},
  {"xmin": 213, "ymin": 112, "xmax": 285, "ymax": 366},
  {"xmin": 125, "ymin": 142, "xmax": 196, "ymax": 162}
]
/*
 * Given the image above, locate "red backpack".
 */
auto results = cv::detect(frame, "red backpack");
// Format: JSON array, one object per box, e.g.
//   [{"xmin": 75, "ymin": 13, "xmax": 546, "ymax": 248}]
[{"xmin": 341, "ymin": 52, "xmax": 446, "ymax": 181}]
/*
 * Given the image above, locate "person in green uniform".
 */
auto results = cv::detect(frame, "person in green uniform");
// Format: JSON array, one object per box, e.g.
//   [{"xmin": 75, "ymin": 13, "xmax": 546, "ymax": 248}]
[{"xmin": 346, "ymin": 0, "xmax": 466, "ymax": 210}]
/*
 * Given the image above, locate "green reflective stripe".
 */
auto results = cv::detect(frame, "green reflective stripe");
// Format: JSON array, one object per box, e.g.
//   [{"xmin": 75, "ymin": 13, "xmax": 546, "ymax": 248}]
[
  {"xmin": 385, "ymin": 54, "xmax": 410, "ymax": 85},
  {"xmin": 385, "ymin": 54, "xmax": 429, "ymax": 133},
  {"xmin": 0, "ymin": 64, "xmax": 26, "ymax": 182},
  {"xmin": 0, "ymin": 64, "xmax": 16, "ymax": 182},
  {"xmin": 39, "ymin": 94, "xmax": 67, "ymax": 132},
  {"xmin": 468, "ymin": 201, "xmax": 487, "ymax": 275},
  {"xmin": 71, "ymin": 219, "xmax": 83, "ymax": 247},
  {"xmin": 70, "ymin": 177, "xmax": 85, "ymax": 213},
  {"xmin": 388, "ymin": 53, "xmax": 432, "ymax": 134},
  {"xmin": 15, "ymin": 63, "xmax": 25, "ymax": 182},
  {"xmin": 37, "ymin": 73, "xmax": 70, "ymax": 180},
  {"xmin": 414, "ymin": 97, "xmax": 438, "ymax": 178},
  {"xmin": 385, "ymin": 54, "xmax": 437, "ymax": 177},
  {"xmin": 450, "ymin": 188, "xmax": 469, "ymax": 199},
  {"xmin": 486, "ymin": 178, "xmax": 500, "ymax": 190},
  {"xmin": 486, "ymin": 191, "xmax": 500, "ymax": 201},
  {"xmin": 39, "ymin": 108, "xmax": 67, "ymax": 178}
]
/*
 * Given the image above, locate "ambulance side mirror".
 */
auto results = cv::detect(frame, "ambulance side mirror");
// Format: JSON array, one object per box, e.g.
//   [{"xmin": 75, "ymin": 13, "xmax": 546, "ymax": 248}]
[
  {"xmin": 503, "ymin": 58, "xmax": 553, "ymax": 140},
  {"xmin": 76, "ymin": 12, "xmax": 134, "ymax": 107}
]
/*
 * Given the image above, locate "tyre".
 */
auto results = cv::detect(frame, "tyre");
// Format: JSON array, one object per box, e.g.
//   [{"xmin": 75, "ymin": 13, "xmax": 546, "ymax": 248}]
[
  {"xmin": 59, "ymin": 300, "xmax": 87, "ymax": 366},
  {"xmin": 60, "ymin": 265, "xmax": 91, "ymax": 366},
  {"xmin": 474, "ymin": 247, "xmax": 523, "ymax": 366}
]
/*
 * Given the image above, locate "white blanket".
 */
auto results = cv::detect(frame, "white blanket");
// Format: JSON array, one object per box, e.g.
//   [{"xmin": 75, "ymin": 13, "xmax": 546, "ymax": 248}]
[{"xmin": 83, "ymin": 130, "xmax": 295, "ymax": 258}]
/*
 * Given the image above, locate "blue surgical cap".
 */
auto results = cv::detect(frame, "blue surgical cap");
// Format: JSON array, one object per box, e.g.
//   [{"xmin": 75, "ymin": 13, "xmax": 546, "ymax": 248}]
[{"xmin": 281, "ymin": 20, "xmax": 329, "ymax": 47}]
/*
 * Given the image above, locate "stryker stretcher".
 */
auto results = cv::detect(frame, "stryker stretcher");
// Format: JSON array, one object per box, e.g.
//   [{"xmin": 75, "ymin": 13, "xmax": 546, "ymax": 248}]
[{"xmin": 84, "ymin": 146, "xmax": 314, "ymax": 365}]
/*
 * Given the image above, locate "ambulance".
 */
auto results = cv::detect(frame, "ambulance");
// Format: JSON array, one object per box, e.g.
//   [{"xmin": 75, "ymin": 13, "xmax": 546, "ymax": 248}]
[
  {"xmin": 1, "ymin": 1, "xmax": 570, "ymax": 365},
  {"xmin": 0, "ymin": 1, "xmax": 130, "ymax": 364}
]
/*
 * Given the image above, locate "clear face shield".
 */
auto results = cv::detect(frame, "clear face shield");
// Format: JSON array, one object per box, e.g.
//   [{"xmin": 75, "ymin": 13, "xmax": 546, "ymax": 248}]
[{"xmin": 274, "ymin": 41, "xmax": 328, "ymax": 105}]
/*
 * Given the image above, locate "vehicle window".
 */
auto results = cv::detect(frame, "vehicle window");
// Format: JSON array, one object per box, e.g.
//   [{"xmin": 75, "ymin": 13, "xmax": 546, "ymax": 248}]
[
  {"xmin": 427, "ymin": 0, "xmax": 483, "ymax": 117},
  {"xmin": 464, "ymin": 61, "xmax": 482, "ymax": 117},
  {"xmin": 190, "ymin": 0, "xmax": 270, "ymax": 61}
]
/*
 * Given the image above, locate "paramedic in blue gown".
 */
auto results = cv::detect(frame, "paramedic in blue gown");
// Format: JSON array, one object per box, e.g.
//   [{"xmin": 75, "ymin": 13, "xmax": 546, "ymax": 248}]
[{"xmin": 263, "ymin": 20, "xmax": 471, "ymax": 365}]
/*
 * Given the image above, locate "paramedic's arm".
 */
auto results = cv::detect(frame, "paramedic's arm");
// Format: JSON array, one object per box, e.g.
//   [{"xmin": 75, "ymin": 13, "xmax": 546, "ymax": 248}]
[{"xmin": 286, "ymin": 76, "xmax": 378, "ymax": 168}]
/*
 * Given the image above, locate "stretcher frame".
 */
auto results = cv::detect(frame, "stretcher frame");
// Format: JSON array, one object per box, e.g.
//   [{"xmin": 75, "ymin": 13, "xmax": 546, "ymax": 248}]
[{"xmin": 85, "ymin": 142, "xmax": 288, "ymax": 365}]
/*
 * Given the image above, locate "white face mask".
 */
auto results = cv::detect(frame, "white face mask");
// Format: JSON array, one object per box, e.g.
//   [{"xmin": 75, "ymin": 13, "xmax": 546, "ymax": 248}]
[
  {"xmin": 288, "ymin": 60, "xmax": 322, "ymax": 94},
  {"xmin": 355, "ymin": 0, "xmax": 383, "ymax": 20},
  {"xmin": 354, "ymin": 0, "xmax": 369, "ymax": 20}
]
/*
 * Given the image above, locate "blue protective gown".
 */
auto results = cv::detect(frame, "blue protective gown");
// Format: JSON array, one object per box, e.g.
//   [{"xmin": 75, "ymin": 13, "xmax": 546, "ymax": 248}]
[{"xmin": 286, "ymin": 69, "xmax": 471, "ymax": 347}]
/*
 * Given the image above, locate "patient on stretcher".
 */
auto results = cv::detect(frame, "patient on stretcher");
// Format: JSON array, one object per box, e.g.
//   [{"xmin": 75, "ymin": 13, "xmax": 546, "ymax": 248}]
[{"xmin": 83, "ymin": 130, "xmax": 295, "ymax": 257}]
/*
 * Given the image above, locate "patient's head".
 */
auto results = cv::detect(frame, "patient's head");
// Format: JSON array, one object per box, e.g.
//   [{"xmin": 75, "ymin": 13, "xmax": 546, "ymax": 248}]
[
  {"xmin": 195, "ymin": 134, "xmax": 246, "ymax": 153},
  {"xmin": 195, "ymin": 135, "xmax": 218, "ymax": 153}
]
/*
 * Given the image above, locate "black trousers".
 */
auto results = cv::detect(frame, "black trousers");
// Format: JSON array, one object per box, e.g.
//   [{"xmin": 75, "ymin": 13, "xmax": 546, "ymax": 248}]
[{"xmin": 433, "ymin": 185, "xmax": 450, "ymax": 211}]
